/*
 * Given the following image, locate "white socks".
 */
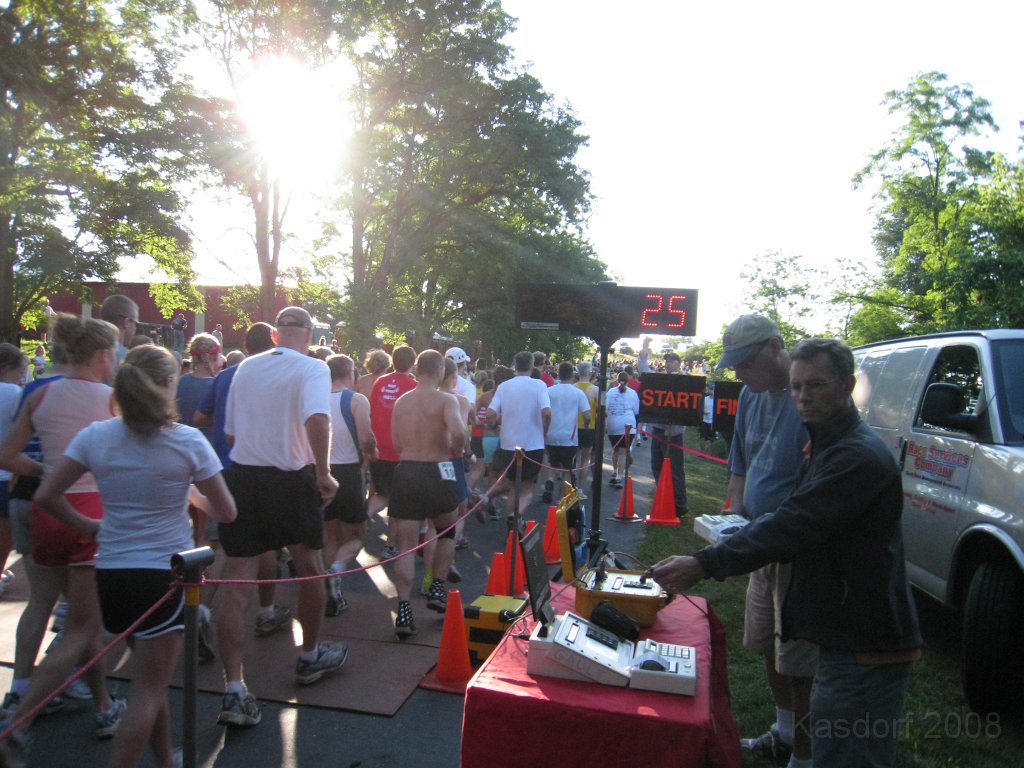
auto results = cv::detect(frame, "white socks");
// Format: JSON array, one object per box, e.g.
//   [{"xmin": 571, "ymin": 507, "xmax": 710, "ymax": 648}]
[{"xmin": 775, "ymin": 708, "xmax": 795, "ymax": 744}]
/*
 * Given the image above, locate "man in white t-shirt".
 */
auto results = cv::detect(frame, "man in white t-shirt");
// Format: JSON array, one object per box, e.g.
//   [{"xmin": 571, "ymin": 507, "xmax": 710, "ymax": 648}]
[
  {"xmin": 544, "ymin": 361, "xmax": 591, "ymax": 498},
  {"xmin": 215, "ymin": 307, "xmax": 347, "ymax": 729},
  {"xmin": 444, "ymin": 347, "xmax": 476, "ymax": 406},
  {"xmin": 486, "ymin": 350, "xmax": 551, "ymax": 520}
]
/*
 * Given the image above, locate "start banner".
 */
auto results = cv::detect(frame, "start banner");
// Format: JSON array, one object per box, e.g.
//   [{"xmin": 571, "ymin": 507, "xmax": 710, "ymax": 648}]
[{"xmin": 638, "ymin": 373, "xmax": 706, "ymax": 427}]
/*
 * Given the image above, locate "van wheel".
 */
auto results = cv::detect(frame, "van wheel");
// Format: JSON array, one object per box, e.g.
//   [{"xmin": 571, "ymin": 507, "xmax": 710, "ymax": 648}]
[{"xmin": 962, "ymin": 560, "xmax": 1024, "ymax": 713}]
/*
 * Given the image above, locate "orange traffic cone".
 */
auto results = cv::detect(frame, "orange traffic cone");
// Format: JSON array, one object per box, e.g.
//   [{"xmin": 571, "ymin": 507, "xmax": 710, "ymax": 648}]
[
  {"xmin": 722, "ymin": 496, "xmax": 732, "ymax": 511},
  {"xmin": 485, "ymin": 551, "xmax": 509, "ymax": 595},
  {"xmin": 646, "ymin": 458, "xmax": 680, "ymax": 526},
  {"xmin": 422, "ymin": 589, "xmax": 473, "ymax": 693},
  {"xmin": 613, "ymin": 476, "xmax": 638, "ymax": 521},
  {"xmin": 543, "ymin": 506, "xmax": 561, "ymax": 564},
  {"xmin": 504, "ymin": 531, "xmax": 526, "ymax": 596}
]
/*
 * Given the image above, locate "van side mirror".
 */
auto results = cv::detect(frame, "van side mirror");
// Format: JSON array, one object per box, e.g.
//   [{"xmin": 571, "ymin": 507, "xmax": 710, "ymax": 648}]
[{"xmin": 920, "ymin": 382, "xmax": 979, "ymax": 433}]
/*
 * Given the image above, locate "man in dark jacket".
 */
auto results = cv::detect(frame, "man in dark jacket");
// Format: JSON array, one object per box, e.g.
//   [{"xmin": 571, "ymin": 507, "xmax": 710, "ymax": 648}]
[{"xmin": 653, "ymin": 338, "xmax": 921, "ymax": 768}]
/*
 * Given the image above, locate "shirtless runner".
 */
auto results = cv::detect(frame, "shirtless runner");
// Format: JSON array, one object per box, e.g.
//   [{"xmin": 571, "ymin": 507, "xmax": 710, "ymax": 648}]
[{"xmin": 389, "ymin": 350, "xmax": 467, "ymax": 639}]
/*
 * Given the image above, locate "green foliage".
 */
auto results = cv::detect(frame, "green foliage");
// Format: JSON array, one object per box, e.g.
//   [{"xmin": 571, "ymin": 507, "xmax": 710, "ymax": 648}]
[
  {"xmin": 740, "ymin": 252, "xmax": 822, "ymax": 342},
  {"xmin": 0, "ymin": 0, "xmax": 199, "ymax": 341},
  {"xmin": 329, "ymin": 0, "xmax": 605, "ymax": 353},
  {"xmin": 149, "ymin": 282, "xmax": 206, "ymax": 319},
  {"xmin": 851, "ymin": 72, "xmax": 1018, "ymax": 338},
  {"xmin": 220, "ymin": 285, "xmax": 262, "ymax": 330}
]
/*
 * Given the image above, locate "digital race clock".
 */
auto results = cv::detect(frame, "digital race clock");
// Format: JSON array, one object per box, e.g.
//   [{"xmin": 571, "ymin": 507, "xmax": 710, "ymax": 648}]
[{"xmin": 515, "ymin": 284, "xmax": 699, "ymax": 339}]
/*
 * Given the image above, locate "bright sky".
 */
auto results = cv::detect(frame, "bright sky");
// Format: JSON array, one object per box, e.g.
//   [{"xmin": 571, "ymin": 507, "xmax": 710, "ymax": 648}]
[
  {"xmin": 500, "ymin": 0, "xmax": 1024, "ymax": 341},
  {"xmin": 177, "ymin": 0, "xmax": 1024, "ymax": 343}
]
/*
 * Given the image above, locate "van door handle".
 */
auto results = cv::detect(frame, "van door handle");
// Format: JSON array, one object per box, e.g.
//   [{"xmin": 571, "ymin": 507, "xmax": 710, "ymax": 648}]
[{"xmin": 897, "ymin": 437, "xmax": 908, "ymax": 471}]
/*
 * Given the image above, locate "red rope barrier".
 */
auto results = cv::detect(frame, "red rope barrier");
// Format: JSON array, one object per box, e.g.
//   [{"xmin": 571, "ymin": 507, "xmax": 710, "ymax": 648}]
[{"xmin": 0, "ymin": 584, "xmax": 181, "ymax": 740}]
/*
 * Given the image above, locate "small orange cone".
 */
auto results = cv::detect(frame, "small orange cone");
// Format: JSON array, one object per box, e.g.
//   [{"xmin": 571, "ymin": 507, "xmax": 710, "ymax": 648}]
[
  {"xmin": 646, "ymin": 458, "xmax": 680, "ymax": 526},
  {"xmin": 504, "ymin": 531, "xmax": 526, "ymax": 596},
  {"xmin": 722, "ymin": 496, "xmax": 732, "ymax": 511},
  {"xmin": 543, "ymin": 506, "xmax": 561, "ymax": 564},
  {"xmin": 485, "ymin": 551, "xmax": 508, "ymax": 595},
  {"xmin": 613, "ymin": 476, "xmax": 637, "ymax": 521},
  {"xmin": 423, "ymin": 589, "xmax": 473, "ymax": 693}
]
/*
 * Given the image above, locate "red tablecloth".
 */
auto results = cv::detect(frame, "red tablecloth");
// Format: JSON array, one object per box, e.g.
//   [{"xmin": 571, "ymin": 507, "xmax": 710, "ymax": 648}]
[{"xmin": 460, "ymin": 586, "xmax": 741, "ymax": 768}]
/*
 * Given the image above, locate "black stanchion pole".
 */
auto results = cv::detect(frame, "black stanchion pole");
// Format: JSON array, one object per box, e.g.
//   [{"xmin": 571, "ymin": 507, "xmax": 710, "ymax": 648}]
[
  {"xmin": 170, "ymin": 546, "xmax": 215, "ymax": 768},
  {"xmin": 587, "ymin": 342, "xmax": 611, "ymax": 564},
  {"xmin": 507, "ymin": 448, "xmax": 525, "ymax": 593}
]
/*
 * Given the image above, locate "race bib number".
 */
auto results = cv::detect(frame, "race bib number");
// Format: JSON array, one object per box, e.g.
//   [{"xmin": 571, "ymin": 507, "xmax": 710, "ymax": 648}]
[{"xmin": 438, "ymin": 461, "xmax": 456, "ymax": 482}]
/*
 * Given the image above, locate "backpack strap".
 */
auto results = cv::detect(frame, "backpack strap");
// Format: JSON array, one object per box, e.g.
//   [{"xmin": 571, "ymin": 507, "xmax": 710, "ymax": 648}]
[{"xmin": 339, "ymin": 389, "xmax": 362, "ymax": 464}]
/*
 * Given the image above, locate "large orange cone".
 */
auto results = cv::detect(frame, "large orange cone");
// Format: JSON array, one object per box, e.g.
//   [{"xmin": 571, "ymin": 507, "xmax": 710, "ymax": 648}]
[
  {"xmin": 485, "ymin": 551, "xmax": 509, "ymax": 595},
  {"xmin": 646, "ymin": 458, "xmax": 680, "ymax": 526},
  {"xmin": 421, "ymin": 589, "xmax": 473, "ymax": 693},
  {"xmin": 543, "ymin": 506, "xmax": 561, "ymax": 563},
  {"xmin": 504, "ymin": 531, "xmax": 526, "ymax": 596},
  {"xmin": 613, "ymin": 476, "xmax": 638, "ymax": 521}
]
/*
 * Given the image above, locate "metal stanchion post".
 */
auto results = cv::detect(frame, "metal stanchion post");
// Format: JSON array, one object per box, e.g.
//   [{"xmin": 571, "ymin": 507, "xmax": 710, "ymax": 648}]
[
  {"xmin": 508, "ymin": 448, "xmax": 525, "ymax": 591},
  {"xmin": 171, "ymin": 546, "xmax": 215, "ymax": 768}
]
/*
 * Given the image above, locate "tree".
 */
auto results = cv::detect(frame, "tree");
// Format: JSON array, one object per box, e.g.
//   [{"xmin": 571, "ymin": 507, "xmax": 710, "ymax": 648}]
[
  {"xmin": 0, "ymin": 0, "xmax": 202, "ymax": 342},
  {"xmin": 327, "ymin": 0, "xmax": 604, "ymax": 352},
  {"xmin": 739, "ymin": 252, "xmax": 821, "ymax": 344},
  {"xmin": 853, "ymin": 71, "xmax": 999, "ymax": 334},
  {"xmin": 191, "ymin": 0, "xmax": 343, "ymax": 323},
  {"xmin": 964, "ymin": 152, "xmax": 1024, "ymax": 327}
]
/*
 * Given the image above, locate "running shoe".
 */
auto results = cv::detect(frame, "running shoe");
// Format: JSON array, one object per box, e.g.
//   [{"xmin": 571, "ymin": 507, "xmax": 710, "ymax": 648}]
[
  {"xmin": 50, "ymin": 602, "xmax": 68, "ymax": 633},
  {"xmin": 541, "ymin": 479, "xmax": 553, "ymax": 504},
  {"xmin": 324, "ymin": 573, "xmax": 347, "ymax": 617},
  {"xmin": 486, "ymin": 500, "xmax": 501, "ymax": 521},
  {"xmin": 0, "ymin": 570, "xmax": 14, "ymax": 597},
  {"xmin": 63, "ymin": 674, "xmax": 93, "ymax": 700},
  {"xmin": 197, "ymin": 612, "xmax": 216, "ymax": 661},
  {"xmin": 740, "ymin": 727, "xmax": 792, "ymax": 766},
  {"xmin": 426, "ymin": 579, "xmax": 448, "ymax": 613},
  {"xmin": 295, "ymin": 641, "xmax": 348, "ymax": 686},
  {"xmin": 446, "ymin": 564, "xmax": 463, "ymax": 584},
  {"xmin": 253, "ymin": 605, "xmax": 293, "ymax": 637},
  {"xmin": 1, "ymin": 690, "xmax": 66, "ymax": 721},
  {"xmin": 95, "ymin": 697, "xmax": 127, "ymax": 739},
  {"xmin": 395, "ymin": 601, "xmax": 417, "ymax": 640},
  {"xmin": 0, "ymin": 691, "xmax": 65, "ymax": 720},
  {"xmin": 217, "ymin": 692, "xmax": 261, "ymax": 727}
]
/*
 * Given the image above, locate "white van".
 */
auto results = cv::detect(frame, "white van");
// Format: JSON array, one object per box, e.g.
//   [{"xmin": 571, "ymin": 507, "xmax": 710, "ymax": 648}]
[{"xmin": 853, "ymin": 331, "xmax": 1024, "ymax": 713}]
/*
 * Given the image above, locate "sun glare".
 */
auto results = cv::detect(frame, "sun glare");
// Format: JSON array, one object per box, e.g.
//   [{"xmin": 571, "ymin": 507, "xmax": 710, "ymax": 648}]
[{"xmin": 236, "ymin": 55, "xmax": 350, "ymax": 193}]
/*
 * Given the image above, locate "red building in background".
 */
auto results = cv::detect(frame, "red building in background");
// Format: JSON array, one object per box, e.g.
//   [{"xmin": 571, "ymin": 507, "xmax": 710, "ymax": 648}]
[{"xmin": 47, "ymin": 283, "xmax": 262, "ymax": 348}]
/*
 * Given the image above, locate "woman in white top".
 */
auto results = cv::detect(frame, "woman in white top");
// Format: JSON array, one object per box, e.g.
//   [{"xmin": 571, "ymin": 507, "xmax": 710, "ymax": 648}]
[
  {"xmin": 604, "ymin": 371, "xmax": 640, "ymax": 487},
  {"xmin": 37, "ymin": 344, "xmax": 236, "ymax": 768},
  {"xmin": 0, "ymin": 314, "xmax": 122, "ymax": 735}
]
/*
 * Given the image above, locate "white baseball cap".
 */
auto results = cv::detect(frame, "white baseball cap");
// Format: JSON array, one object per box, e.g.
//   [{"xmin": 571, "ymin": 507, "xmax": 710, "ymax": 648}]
[{"xmin": 444, "ymin": 346, "xmax": 471, "ymax": 364}]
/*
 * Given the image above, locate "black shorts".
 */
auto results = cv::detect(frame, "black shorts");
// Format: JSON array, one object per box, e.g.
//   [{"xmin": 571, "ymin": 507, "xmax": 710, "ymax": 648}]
[
  {"xmin": 369, "ymin": 460, "xmax": 397, "ymax": 495},
  {"xmin": 545, "ymin": 445, "xmax": 577, "ymax": 470},
  {"xmin": 470, "ymin": 435, "xmax": 485, "ymax": 459},
  {"xmin": 699, "ymin": 421, "xmax": 714, "ymax": 441},
  {"xmin": 492, "ymin": 448, "xmax": 544, "ymax": 483},
  {"xmin": 608, "ymin": 433, "xmax": 635, "ymax": 449},
  {"xmin": 97, "ymin": 568, "xmax": 184, "ymax": 639},
  {"xmin": 389, "ymin": 461, "xmax": 461, "ymax": 521},
  {"xmin": 578, "ymin": 428, "xmax": 595, "ymax": 449},
  {"xmin": 220, "ymin": 463, "xmax": 324, "ymax": 557},
  {"xmin": 324, "ymin": 463, "xmax": 367, "ymax": 524}
]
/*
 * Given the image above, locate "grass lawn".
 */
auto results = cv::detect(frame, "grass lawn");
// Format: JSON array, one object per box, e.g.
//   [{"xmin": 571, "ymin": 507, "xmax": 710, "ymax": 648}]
[{"xmin": 631, "ymin": 431, "xmax": 1023, "ymax": 767}]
